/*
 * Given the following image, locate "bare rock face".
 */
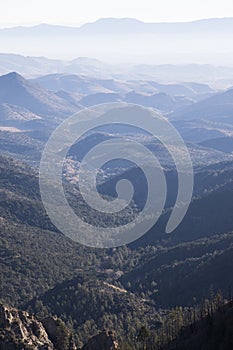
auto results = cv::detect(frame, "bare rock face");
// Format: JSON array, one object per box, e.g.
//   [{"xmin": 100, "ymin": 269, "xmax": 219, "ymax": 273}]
[
  {"xmin": 0, "ymin": 303, "xmax": 116, "ymax": 350},
  {"xmin": 0, "ymin": 303, "xmax": 54, "ymax": 349},
  {"xmin": 81, "ymin": 330, "xmax": 118, "ymax": 350},
  {"xmin": 0, "ymin": 304, "xmax": 77, "ymax": 350},
  {"xmin": 41, "ymin": 316, "xmax": 77, "ymax": 350}
]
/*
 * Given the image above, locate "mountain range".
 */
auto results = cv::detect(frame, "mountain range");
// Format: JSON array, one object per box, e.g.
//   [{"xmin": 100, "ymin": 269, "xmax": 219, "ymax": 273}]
[
  {"xmin": 170, "ymin": 87, "xmax": 233, "ymax": 123},
  {"xmin": 0, "ymin": 53, "xmax": 233, "ymax": 87},
  {"xmin": 1, "ymin": 18, "xmax": 233, "ymax": 64},
  {"xmin": 1, "ymin": 50, "xmax": 233, "ymax": 347},
  {"xmin": 0, "ymin": 72, "xmax": 77, "ymax": 119},
  {"xmin": 1, "ymin": 13, "xmax": 233, "ymax": 349},
  {"xmin": 2, "ymin": 17, "xmax": 233, "ymax": 36},
  {"xmin": 2, "ymin": 70, "xmax": 233, "ymax": 170}
]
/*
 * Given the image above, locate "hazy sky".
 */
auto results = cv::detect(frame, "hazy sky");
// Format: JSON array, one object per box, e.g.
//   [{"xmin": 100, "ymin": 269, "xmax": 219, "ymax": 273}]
[{"xmin": 1, "ymin": 0, "xmax": 233, "ymax": 27}]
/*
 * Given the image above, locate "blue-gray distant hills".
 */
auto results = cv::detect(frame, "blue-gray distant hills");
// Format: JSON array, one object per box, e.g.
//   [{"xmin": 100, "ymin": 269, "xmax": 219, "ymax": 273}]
[
  {"xmin": 0, "ymin": 72, "xmax": 78, "ymax": 116},
  {"xmin": 1, "ymin": 70, "xmax": 233, "ymax": 168},
  {"xmin": 0, "ymin": 53, "xmax": 233, "ymax": 86},
  {"xmin": 170, "ymin": 88, "xmax": 233, "ymax": 123},
  {"xmin": 0, "ymin": 18, "xmax": 233, "ymax": 64},
  {"xmin": 1, "ymin": 17, "xmax": 233, "ymax": 35}
]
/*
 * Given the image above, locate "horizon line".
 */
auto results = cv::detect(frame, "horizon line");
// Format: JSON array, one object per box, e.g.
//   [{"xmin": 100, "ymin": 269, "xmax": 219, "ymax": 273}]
[{"xmin": 1, "ymin": 16, "xmax": 233, "ymax": 29}]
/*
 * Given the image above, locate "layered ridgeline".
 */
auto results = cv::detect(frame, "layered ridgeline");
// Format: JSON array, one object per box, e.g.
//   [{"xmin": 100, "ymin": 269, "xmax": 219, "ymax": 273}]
[
  {"xmin": 0, "ymin": 71, "xmax": 81, "ymax": 164},
  {"xmin": 2, "ymin": 66, "xmax": 233, "ymax": 348},
  {"xmin": 1, "ymin": 18, "xmax": 233, "ymax": 65},
  {"xmin": 2, "ymin": 71, "xmax": 233, "ymax": 171},
  {"xmin": 1, "ymin": 53, "xmax": 233, "ymax": 82},
  {"xmin": 0, "ymin": 72, "xmax": 77, "ymax": 121}
]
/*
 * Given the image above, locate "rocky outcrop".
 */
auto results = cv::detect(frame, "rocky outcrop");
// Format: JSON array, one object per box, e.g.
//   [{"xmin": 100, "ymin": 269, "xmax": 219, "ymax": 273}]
[
  {"xmin": 0, "ymin": 303, "xmax": 117, "ymax": 350},
  {"xmin": 81, "ymin": 329, "xmax": 118, "ymax": 350},
  {"xmin": 0, "ymin": 304, "xmax": 76, "ymax": 350},
  {"xmin": 0, "ymin": 303, "xmax": 54, "ymax": 349},
  {"xmin": 42, "ymin": 316, "xmax": 76, "ymax": 350}
]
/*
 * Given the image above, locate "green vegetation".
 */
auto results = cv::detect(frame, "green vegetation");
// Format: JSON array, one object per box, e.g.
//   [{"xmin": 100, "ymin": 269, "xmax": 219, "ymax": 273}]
[{"xmin": 1, "ymin": 155, "xmax": 233, "ymax": 348}]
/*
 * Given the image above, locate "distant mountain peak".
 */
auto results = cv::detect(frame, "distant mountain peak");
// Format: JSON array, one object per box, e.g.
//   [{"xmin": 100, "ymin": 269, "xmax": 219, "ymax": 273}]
[
  {"xmin": 79, "ymin": 17, "xmax": 146, "ymax": 34},
  {"xmin": 0, "ymin": 72, "xmax": 28, "ymax": 88},
  {"xmin": 0, "ymin": 71, "xmax": 76, "ymax": 118},
  {"xmin": 1, "ymin": 71, "xmax": 25, "ymax": 81},
  {"xmin": 93, "ymin": 17, "xmax": 144, "ymax": 24}
]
